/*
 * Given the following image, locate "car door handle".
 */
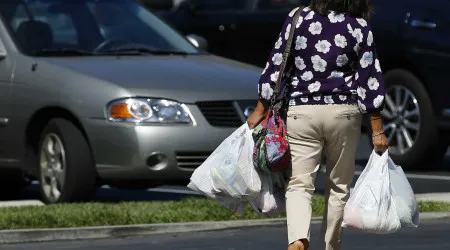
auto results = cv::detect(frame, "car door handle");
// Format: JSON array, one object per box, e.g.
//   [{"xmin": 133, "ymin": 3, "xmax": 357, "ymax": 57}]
[{"xmin": 410, "ymin": 20, "xmax": 436, "ymax": 29}]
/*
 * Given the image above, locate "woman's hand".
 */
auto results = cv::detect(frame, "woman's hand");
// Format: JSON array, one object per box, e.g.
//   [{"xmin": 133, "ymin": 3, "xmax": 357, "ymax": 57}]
[
  {"xmin": 373, "ymin": 132, "xmax": 389, "ymax": 153},
  {"xmin": 246, "ymin": 100, "xmax": 267, "ymax": 129},
  {"xmin": 369, "ymin": 112, "xmax": 389, "ymax": 153}
]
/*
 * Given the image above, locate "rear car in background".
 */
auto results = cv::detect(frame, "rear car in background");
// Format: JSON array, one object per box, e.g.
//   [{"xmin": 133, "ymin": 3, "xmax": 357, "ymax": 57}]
[
  {"xmin": 362, "ymin": 0, "xmax": 450, "ymax": 170},
  {"xmin": 0, "ymin": 0, "xmax": 259, "ymax": 203}
]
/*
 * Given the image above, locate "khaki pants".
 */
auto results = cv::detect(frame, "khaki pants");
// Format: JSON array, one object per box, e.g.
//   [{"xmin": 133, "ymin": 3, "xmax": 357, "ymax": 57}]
[{"xmin": 285, "ymin": 104, "xmax": 362, "ymax": 250}]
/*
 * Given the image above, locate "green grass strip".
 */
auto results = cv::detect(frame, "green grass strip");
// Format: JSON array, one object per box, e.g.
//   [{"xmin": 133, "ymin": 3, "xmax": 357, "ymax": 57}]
[{"xmin": 0, "ymin": 196, "xmax": 447, "ymax": 230}]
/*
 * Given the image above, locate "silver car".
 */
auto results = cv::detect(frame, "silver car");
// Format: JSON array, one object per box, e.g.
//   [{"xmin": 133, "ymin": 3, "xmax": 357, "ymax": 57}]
[{"xmin": 0, "ymin": 0, "xmax": 259, "ymax": 203}]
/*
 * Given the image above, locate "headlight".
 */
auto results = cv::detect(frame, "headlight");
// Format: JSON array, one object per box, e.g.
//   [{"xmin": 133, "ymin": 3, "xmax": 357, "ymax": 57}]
[{"xmin": 106, "ymin": 98, "xmax": 193, "ymax": 124}]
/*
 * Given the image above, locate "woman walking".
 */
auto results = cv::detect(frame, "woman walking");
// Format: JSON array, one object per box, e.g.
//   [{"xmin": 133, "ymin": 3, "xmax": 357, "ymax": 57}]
[{"xmin": 247, "ymin": 1, "xmax": 389, "ymax": 249}]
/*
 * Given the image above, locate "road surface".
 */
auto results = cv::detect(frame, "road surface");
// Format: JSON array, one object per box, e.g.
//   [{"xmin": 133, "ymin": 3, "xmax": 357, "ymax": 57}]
[{"xmin": 2, "ymin": 219, "xmax": 449, "ymax": 249}]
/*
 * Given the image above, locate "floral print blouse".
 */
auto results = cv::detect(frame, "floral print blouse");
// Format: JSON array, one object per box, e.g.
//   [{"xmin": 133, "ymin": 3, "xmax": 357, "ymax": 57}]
[{"xmin": 258, "ymin": 7, "xmax": 386, "ymax": 114}]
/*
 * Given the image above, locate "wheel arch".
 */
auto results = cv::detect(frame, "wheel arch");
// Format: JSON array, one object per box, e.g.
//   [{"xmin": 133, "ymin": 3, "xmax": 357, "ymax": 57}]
[{"xmin": 24, "ymin": 106, "xmax": 94, "ymax": 176}]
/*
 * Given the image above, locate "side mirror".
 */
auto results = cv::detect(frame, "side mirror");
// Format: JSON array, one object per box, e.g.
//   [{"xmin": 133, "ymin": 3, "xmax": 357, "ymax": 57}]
[{"xmin": 186, "ymin": 34, "xmax": 208, "ymax": 51}]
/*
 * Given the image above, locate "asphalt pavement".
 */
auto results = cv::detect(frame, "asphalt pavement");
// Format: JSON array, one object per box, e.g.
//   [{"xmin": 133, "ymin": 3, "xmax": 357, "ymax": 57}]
[{"xmin": 2, "ymin": 219, "xmax": 449, "ymax": 250}]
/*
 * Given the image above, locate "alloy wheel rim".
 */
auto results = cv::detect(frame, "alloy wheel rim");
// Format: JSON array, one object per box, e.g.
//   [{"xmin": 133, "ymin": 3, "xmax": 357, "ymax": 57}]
[
  {"xmin": 381, "ymin": 85, "xmax": 420, "ymax": 155},
  {"xmin": 39, "ymin": 133, "xmax": 66, "ymax": 202}
]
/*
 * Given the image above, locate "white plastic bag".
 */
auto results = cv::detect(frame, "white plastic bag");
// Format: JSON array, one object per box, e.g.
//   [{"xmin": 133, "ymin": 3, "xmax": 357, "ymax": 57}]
[
  {"xmin": 388, "ymin": 157, "xmax": 420, "ymax": 228},
  {"xmin": 187, "ymin": 123, "xmax": 261, "ymax": 200},
  {"xmin": 209, "ymin": 124, "xmax": 261, "ymax": 199},
  {"xmin": 249, "ymin": 172, "xmax": 286, "ymax": 217},
  {"xmin": 342, "ymin": 150, "xmax": 401, "ymax": 234}
]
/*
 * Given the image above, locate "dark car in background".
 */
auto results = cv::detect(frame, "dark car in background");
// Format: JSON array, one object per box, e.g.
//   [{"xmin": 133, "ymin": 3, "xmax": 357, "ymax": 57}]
[
  {"xmin": 141, "ymin": 0, "xmax": 450, "ymax": 170},
  {"xmin": 140, "ymin": 0, "xmax": 305, "ymax": 67},
  {"xmin": 363, "ymin": 0, "xmax": 450, "ymax": 170}
]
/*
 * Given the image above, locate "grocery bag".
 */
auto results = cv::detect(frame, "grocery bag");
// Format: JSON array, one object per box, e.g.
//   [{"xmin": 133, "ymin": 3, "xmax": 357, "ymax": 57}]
[
  {"xmin": 187, "ymin": 123, "xmax": 261, "ymax": 201},
  {"xmin": 388, "ymin": 157, "xmax": 420, "ymax": 228},
  {"xmin": 342, "ymin": 150, "xmax": 401, "ymax": 234},
  {"xmin": 249, "ymin": 172, "xmax": 286, "ymax": 217}
]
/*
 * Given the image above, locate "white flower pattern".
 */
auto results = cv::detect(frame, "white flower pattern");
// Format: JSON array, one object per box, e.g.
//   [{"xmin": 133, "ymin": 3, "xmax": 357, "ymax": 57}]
[
  {"xmin": 360, "ymin": 51, "xmax": 374, "ymax": 68},
  {"xmin": 336, "ymin": 54, "xmax": 349, "ymax": 67},
  {"xmin": 375, "ymin": 59, "xmax": 381, "ymax": 72},
  {"xmin": 284, "ymin": 24, "xmax": 291, "ymax": 40},
  {"xmin": 309, "ymin": 22, "xmax": 322, "ymax": 35},
  {"xmin": 312, "ymin": 55, "xmax": 327, "ymax": 72},
  {"xmin": 367, "ymin": 31, "xmax": 374, "ymax": 46},
  {"xmin": 275, "ymin": 37, "xmax": 283, "ymax": 49},
  {"xmin": 339, "ymin": 95, "xmax": 347, "ymax": 101},
  {"xmin": 334, "ymin": 34, "xmax": 347, "ymax": 48},
  {"xmin": 270, "ymin": 71, "xmax": 279, "ymax": 82},
  {"xmin": 368, "ymin": 77, "xmax": 379, "ymax": 90},
  {"xmin": 308, "ymin": 81, "xmax": 321, "ymax": 93},
  {"xmin": 296, "ymin": 16, "xmax": 304, "ymax": 28},
  {"xmin": 357, "ymin": 87, "xmax": 367, "ymax": 100},
  {"xmin": 272, "ymin": 53, "xmax": 283, "ymax": 65},
  {"xmin": 262, "ymin": 62, "xmax": 269, "ymax": 75},
  {"xmin": 261, "ymin": 83, "xmax": 273, "ymax": 100},
  {"xmin": 328, "ymin": 12, "xmax": 345, "ymax": 23},
  {"xmin": 295, "ymin": 57, "xmax": 306, "ymax": 70},
  {"xmin": 305, "ymin": 11, "xmax": 315, "ymax": 20},
  {"xmin": 324, "ymin": 95, "xmax": 334, "ymax": 104},
  {"xmin": 373, "ymin": 95, "xmax": 385, "ymax": 108},
  {"xmin": 257, "ymin": 9, "xmax": 385, "ymax": 113},
  {"xmin": 295, "ymin": 36, "xmax": 308, "ymax": 50},
  {"xmin": 357, "ymin": 18, "xmax": 368, "ymax": 27},
  {"xmin": 315, "ymin": 40, "xmax": 332, "ymax": 54},
  {"xmin": 329, "ymin": 71, "xmax": 344, "ymax": 79},
  {"xmin": 289, "ymin": 7, "xmax": 300, "ymax": 17},
  {"xmin": 301, "ymin": 71, "xmax": 314, "ymax": 81}
]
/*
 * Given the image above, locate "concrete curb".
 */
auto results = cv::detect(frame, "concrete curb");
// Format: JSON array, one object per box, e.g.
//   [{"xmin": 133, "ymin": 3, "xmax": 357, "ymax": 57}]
[{"xmin": 0, "ymin": 212, "xmax": 448, "ymax": 244}]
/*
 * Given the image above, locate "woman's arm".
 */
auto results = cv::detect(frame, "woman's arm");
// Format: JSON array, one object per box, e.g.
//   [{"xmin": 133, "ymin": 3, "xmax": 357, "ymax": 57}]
[{"xmin": 354, "ymin": 24, "xmax": 389, "ymax": 152}]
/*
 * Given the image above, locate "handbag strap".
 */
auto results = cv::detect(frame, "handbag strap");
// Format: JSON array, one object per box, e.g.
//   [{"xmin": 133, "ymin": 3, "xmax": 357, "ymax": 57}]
[{"xmin": 273, "ymin": 7, "xmax": 304, "ymax": 97}]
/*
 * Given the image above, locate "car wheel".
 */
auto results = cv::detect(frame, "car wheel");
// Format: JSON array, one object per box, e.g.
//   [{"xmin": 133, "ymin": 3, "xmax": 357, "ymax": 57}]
[
  {"xmin": 369, "ymin": 69, "xmax": 447, "ymax": 169},
  {"xmin": 38, "ymin": 118, "xmax": 97, "ymax": 204}
]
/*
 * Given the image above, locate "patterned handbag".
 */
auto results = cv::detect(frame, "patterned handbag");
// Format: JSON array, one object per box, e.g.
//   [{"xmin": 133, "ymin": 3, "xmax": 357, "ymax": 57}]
[{"xmin": 252, "ymin": 8, "xmax": 303, "ymax": 174}]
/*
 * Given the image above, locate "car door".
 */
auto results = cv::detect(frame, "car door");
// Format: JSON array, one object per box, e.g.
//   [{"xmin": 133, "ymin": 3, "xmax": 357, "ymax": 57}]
[
  {"xmin": 401, "ymin": 0, "xmax": 450, "ymax": 114},
  {"xmin": 0, "ymin": 22, "xmax": 16, "ymax": 166}
]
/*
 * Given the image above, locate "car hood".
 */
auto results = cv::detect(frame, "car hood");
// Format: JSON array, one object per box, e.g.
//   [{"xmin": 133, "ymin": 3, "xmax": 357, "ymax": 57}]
[{"xmin": 40, "ymin": 55, "xmax": 261, "ymax": 103}]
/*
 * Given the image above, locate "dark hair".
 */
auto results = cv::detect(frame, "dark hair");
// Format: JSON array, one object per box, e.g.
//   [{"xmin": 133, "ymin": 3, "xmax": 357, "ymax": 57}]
[{"xmin": 309, "ymin": 0, "xmax": 373, "ymax": 20}]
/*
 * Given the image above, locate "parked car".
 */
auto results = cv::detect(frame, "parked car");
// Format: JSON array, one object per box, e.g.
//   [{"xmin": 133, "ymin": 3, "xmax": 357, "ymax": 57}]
[
  {"xmin": 0, "ymin": 0, "xmax": 260, "ymax": 203},
  {"xmin": 140, "ymin": 0, "xmax": 306, "ymax": 67},
  {"xmin": 358, "ymin": 0, "xmax": 450, "ymax": 170}
]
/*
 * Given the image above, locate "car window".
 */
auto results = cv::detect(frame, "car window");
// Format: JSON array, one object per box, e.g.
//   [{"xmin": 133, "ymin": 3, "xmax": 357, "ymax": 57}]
[
  {"xmin": 257, "ymin": 0, "xmax": 304, "ymax": 10},
  {"xmin": 10, "ymin": 4, "xmax": 78, "ymax": 46},
  {"xmin": 0, "ymin": 0, "xmax": 199, "ymax": 56}
]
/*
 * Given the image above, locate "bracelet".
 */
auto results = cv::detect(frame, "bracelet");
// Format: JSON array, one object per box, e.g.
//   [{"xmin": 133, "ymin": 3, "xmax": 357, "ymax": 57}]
[{"xmin": 372, "ymin": 131, "xmax": 384, "ymax": 138}]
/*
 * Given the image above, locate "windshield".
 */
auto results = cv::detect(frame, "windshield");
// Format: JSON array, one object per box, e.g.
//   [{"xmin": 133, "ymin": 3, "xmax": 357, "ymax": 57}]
[{"xmin": 0, "ymin": 0, "xmax": 200, "ymax": 56}]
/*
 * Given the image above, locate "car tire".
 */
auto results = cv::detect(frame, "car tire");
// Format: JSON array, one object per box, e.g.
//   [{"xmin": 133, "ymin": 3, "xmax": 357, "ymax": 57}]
[
  {"xmin": 368, "ymin": 69, "xmax": 447, "ymax": 170},
  {"xmin": 38, "ymin": 118, "xmax": 97, "ymax": 204}
]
